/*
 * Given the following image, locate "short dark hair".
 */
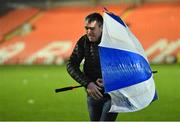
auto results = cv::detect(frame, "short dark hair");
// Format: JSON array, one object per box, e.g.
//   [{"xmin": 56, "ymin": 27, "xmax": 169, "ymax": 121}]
[{"xmin": 85, "ymin": 13, "xmax": 103, "ymax": 26}]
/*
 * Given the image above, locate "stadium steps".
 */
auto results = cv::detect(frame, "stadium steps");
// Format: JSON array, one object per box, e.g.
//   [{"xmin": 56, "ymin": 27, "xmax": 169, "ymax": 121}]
[
  {"xmin": 124, "ymin": 3, "xmax": 180, "ymax": 61},
  {"xmin": 0, "ymin": 7, "xmax": 40, "ymax": 43}
]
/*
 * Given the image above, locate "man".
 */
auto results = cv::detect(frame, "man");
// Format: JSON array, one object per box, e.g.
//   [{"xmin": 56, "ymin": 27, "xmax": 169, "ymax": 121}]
[{"xmin": 66, "ymin": 13, "xmax": 118, "ymax": 121}]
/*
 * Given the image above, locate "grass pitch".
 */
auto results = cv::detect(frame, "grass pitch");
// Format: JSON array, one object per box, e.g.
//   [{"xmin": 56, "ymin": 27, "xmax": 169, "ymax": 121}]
[{"xmin": 0, "ymin": 64, "xmax": 180, "ymax": 121}]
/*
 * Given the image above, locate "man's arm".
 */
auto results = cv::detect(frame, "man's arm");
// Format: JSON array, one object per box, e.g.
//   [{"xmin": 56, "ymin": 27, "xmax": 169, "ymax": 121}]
[
  {"xmin": 66, "ymin": 37, "xmax": 92, "ymax": 88},
  {"xmin": 67, "ymin": 36, "xmax": 103, "ymax": 99}
]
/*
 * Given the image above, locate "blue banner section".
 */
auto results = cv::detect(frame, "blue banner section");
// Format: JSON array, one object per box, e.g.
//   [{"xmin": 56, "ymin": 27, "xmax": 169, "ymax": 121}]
[{"xmin": 99, "ymin": 47, "xmax": 152, "ymax": 92}]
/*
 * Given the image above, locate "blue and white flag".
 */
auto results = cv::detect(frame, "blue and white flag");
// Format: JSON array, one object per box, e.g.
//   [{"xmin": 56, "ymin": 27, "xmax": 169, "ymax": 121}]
[{"xmin": 99, "ymin": 12, "xmax": 157, "ymax": 113}]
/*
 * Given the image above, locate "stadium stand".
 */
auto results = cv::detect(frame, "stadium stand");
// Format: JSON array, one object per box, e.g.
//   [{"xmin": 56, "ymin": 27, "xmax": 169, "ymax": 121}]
[
  {"xmin": 0, "ymin": 3, "xmax": 179, "ymax": 64},
  {"xmin": 0, "ymin": 4, "xmax": 131, "ymax": 64},
  {"xmin": 0, "ymin": 8, "xmax": 39, "ymax": 42},
  {"xmin": 125, "ymin": 3, "xmax": 180, "ymax": 63}
]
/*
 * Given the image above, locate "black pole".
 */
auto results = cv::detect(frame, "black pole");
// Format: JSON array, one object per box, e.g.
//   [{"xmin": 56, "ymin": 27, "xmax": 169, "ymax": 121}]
[
  {"xmin": 152, "ymin": 70, "xmax": 158, "ymax": 74},
  {"xmin": 55, "ymin": 71, "xmax": 158, "ymax": 93},
  {"xmin": 55, "ymin": 85, "xmax": 82, "ymax": 93}
]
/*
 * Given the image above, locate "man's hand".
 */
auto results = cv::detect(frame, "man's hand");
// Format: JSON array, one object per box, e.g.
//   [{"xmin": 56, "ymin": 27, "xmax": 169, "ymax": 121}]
[
  {"xmin": 87, "ymin": 82, "xmax": 103, "ymax": 100},
  {"xmin": 96, "ymin": 78, "xmax": 103, "ymax": 87}
]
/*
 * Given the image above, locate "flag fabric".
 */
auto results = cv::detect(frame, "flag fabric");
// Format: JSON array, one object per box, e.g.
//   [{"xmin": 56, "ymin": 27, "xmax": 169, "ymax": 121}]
[{"xmin": 99, "ymin": 12, "xmax": 157, "ymax": 113}]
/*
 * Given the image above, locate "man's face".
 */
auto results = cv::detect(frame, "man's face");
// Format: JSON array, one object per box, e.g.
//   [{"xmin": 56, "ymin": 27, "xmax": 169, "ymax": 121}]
[{"xmin": 85, "ymin": 20, "xmax": 102, "ymax": 42}]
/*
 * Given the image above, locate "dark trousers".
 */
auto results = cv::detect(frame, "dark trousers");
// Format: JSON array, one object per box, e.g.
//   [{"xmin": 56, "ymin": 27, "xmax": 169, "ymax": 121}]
[{"xmin": 87, "ymin": 94, "xmax": 118, "ymax": 121}]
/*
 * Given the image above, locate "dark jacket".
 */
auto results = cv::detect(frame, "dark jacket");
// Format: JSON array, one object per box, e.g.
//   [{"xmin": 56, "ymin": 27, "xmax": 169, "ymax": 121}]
[{"xmin": 67, "ymin": 34, "xmax": 102, "ymax": 88}]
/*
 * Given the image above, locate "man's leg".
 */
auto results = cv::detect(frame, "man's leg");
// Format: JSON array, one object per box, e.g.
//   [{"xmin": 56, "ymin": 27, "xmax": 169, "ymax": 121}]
[
  {"xmin": 87, "ymin": 96, "xmax": 103, "ymax": 121},
  {"xmin": 100, "ymin": 95, "xmax": 118, "ymax": 121}
]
